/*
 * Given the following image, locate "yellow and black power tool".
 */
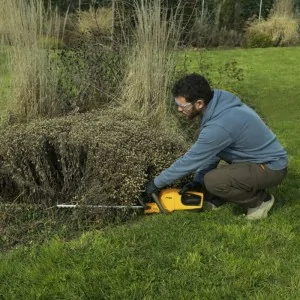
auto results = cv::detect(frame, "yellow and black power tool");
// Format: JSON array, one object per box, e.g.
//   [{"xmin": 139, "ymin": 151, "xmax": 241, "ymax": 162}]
[
  {"xmin": 57, "ymin": 188, "xmax": 204, "ymax": 214},
  {"xmin": 139, "ymin": 188, "xmax": 204, "ymax": 214}
]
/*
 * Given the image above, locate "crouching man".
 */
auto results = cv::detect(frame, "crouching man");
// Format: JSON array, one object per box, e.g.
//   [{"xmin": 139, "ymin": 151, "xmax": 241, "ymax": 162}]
[{"xmin": 145, "ymin": 73, "xmax": 288, "ymax": 220}]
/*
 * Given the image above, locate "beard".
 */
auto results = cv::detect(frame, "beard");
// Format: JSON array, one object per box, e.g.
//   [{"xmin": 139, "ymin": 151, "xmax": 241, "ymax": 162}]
[{"xmin": 186, "ymin": 105, "xmax": 204, "ymax": 120}]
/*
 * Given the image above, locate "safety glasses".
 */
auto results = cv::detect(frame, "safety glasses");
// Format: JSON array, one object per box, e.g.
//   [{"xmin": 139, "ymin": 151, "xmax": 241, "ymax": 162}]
[{"xmin": 174, "ymin": 98, "xmax": 193, "ymax": 110}]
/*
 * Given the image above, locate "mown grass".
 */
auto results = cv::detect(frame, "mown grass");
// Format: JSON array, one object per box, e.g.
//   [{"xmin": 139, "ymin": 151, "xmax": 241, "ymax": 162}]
[
  {"xmin": 1, "ymin": 47, "xmax": 300, "ymax": 299},
  {"xmin": 2, "ymin": 210, "xmax": 300, "ymax": 299}
]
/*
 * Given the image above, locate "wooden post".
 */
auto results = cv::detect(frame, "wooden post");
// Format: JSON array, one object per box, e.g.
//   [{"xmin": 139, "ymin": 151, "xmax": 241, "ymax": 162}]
[{"xmin": 259, "ymin": 0, "xmax": 263, "ymax": 20}]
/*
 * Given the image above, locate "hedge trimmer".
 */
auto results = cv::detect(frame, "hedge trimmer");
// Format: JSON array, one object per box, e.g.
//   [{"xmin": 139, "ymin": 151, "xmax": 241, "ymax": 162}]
[{"xmin": 56, "ymin": 188, "xmax": 204, "ymax": 214}]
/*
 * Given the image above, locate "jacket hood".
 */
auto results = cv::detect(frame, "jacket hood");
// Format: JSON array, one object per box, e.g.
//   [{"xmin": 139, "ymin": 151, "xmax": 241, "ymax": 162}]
[{"xmin": 201, "ymin": 89, "xmax": 242, "ymax": 126}]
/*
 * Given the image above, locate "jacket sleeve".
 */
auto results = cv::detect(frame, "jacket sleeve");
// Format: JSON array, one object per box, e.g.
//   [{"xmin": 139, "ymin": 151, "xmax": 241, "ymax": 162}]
[{"xmin": 154, "ymin": 125, "xmax": 232, "ymax": 188}]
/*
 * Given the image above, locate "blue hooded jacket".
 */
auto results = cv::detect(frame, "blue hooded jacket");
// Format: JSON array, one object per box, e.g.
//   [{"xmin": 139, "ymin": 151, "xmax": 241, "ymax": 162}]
[{"xmin": 154, "ymin": 89, "xmax": 288, "ymax": 189}]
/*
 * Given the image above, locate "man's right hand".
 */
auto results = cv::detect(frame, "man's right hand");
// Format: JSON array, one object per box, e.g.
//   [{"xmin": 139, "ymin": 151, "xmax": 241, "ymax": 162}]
[{"xmin": 179, "ymin": 181, "xmax": 203, "ymax": 195}]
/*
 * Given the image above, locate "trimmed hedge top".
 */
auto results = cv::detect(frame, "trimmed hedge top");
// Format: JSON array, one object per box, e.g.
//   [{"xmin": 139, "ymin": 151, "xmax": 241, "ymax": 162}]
[{"xmin": 0, "ymin": 109, "xmax": 188, "ymax": 206}]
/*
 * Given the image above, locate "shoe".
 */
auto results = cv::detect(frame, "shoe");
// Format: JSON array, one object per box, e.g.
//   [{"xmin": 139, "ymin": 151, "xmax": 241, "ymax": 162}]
[
  {"xmin": 204, "ymin": 201, "xmax": 219, "ymax": 210},
  {"xmin": 245, "ymin": 194, "xmax": 275, "ymax": 220},
  {"xmin": 204, "ymin": 197, "xmax": 226, "ymax": 211}
]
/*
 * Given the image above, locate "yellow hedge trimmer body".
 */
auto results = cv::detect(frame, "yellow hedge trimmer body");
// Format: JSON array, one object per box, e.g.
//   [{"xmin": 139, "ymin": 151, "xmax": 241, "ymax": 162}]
[{"xmin": 144, "ymin": 188, "xmax": 204, "ymax": 214}]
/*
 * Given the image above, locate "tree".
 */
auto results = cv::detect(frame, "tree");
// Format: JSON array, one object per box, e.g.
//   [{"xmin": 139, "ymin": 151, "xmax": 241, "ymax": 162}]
[
  {"xmin": 239, "ymin": 0, "xmax": 274, "ymax": 21},
  {"xmin": 217, "ymin": 0, "xmax": 235, "ymax": 29},
  {"xmin": 44, "ymin": 0, "xmax": 110, "ymax": 14}
]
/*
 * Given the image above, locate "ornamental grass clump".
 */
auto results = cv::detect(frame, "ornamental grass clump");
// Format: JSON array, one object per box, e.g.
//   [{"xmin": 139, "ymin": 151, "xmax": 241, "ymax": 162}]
[
  {"xmin": 0, "ymin": 109, "xmax": 187, "ymax": 207},
  {"xmin": 0, "ymin": 0, "xmax": 64, "ymax": 120},
  {"xmin": 120, "ymin": 0, "xmax": 182, "ymax": 127}
]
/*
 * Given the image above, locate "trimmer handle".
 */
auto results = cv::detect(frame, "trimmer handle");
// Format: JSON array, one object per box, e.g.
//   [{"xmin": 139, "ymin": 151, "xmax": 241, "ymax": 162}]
[
  {"xmin": 151, "ymin": 193, "xmax": 170, "ymax": 214},
  {"xmin": 137, "ymin": 195, "xmax": 150, "ymax": 210}
]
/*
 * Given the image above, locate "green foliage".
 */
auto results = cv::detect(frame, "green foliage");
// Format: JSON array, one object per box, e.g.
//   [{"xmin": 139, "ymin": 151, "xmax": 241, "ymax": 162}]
[
  {"xmin": 52, "ymin": 6, "xmax": 125, "ymax": 115},
  {"xmin": 189, "ymin": 11, "xmax": 244, "ymax": 48},
  {"xmin": 243, "ymin": 29, "xmax": 274, "ymax": 48},
  {"xmin": 218, "ymin": 0, "xmax": 236, "ymax": 29},
  {"xmin": 0, "ymin": 201, "xmax": 140, "ymax": 251},
  {"xmin": 53, "ymin": 44, "xmax": 125, "ymax": 113},
  {"xmin": 0, "ymin": 110, "xmax": 187, "ymax": 205},
  {"xmin": 0, "ymin": 109, "xmax": 188, "ymax": 249},
  {"xmin": 238, "ymin": 0, "xmax": 275, "ymax": 22}
]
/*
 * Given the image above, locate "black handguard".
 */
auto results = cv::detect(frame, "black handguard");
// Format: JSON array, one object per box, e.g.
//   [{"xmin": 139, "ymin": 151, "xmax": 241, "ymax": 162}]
[{"xmin": 180, "ymin": 181, "xmax": 203, "ymax": 195}]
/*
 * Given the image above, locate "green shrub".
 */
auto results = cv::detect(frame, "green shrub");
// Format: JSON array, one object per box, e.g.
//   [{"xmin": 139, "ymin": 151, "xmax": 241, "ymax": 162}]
[
  {"xmin": 0, "ymin": 109, "xmax": 187, "ymax": 206},
  {"xmin": 243, "ymin": 30, "xmax": 273, "ymax": 48},
  {"xmin": 52, "ymin": 43, "xmax": 125, "ymax": 114},
  {"xmin": 0, "ymin": 109, "xmax": 190, "ymax": 250},
  {"xmin": 54, "ymin": 5, "xmax": 124, "ymax": 115}
]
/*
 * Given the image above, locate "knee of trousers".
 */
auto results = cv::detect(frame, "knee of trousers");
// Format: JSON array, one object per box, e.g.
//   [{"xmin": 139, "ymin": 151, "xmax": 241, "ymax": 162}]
[
  {"xmin": 204, "ymin": 171, "xmax": 217, "ymax": 194},
  {"xmin": 204, "ymin": 170, "xmax": 228, "ymax": 195}
]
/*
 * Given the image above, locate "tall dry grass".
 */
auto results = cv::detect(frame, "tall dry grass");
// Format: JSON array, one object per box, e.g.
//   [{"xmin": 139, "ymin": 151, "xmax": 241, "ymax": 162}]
[
  {"xmin": 78, "ymin": 6, "xmax": 113, "ymax": 35},
  {"xmin": 246, "ymin": 0, "xmax": 299, "ymax": 47},
  {"xmin": 271, "ymin": 0, "xmax": 296, "ymax": 17},
  {"xmin": 0, "ymin": 0, "xmax": 65, "ymax": 121},
  {"xmin": 120, "ymin": 0, "xmax": 182, "ymax": 127}
]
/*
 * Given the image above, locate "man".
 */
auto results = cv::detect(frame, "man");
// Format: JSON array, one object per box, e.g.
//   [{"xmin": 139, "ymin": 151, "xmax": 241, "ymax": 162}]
[{"xmin": 145, "ymin": 73, "xmax": 288, "ymax": 220}]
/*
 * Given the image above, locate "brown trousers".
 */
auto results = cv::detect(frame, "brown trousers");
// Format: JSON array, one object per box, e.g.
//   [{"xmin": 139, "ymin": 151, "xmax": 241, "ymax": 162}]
[{"xmin": 204, "ymin": 163, "xmax": 287, "ymax": 208}]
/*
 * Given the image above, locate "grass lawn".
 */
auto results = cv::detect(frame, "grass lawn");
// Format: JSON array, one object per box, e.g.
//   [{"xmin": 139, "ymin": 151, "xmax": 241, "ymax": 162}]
[{"xmin": 1, "ymin": 47, "xmax": 300, "ymax": 299}]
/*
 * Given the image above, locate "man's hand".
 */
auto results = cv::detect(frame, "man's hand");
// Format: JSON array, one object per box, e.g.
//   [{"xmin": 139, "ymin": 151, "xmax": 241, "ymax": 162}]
[
  {"xmin": 144, "ymin": 179, "xmax": 160, "ymax": 200},
  {"xmin": 180, "ymin": 181, "xmax": 203, "ymax": 195}
]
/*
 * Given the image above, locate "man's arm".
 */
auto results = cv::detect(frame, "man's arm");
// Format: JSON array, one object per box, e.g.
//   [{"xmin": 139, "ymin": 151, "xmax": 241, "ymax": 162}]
[{"xmin": 154, "ymin": 125, "xmax": 232, "ymax": 188}]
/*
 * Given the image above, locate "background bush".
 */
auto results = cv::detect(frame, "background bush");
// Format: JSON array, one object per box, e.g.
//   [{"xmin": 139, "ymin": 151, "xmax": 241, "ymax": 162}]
[
  {"xmin": 189, "ymin": 9, "xmax": 244, "ymax": 48},
  {"xmin": 245, "ymin": 17, "xmax": 299, "ymax": 47},
  {"xmin": 244, "ymin": 0, "xmax": 299, "ymax": 47},
  {"xmin": 243, "ymin": 30, "xmax": 274, "ymax": 48},
  {"xmin": 53, "ymin": 43, "xmax": 124, "ymax": 114}
]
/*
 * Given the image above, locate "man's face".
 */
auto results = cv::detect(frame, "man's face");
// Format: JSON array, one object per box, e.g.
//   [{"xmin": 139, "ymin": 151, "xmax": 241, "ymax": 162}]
[{"xmin": 175, "ymin": 96, "xmax": 205, "ymax": 120}]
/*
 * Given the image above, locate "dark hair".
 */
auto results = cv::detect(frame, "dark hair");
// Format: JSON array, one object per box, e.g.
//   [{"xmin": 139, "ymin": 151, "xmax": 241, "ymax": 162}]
[{"xmin": 172, "ymin": 73, "xmax": 213, "ymax": 104}]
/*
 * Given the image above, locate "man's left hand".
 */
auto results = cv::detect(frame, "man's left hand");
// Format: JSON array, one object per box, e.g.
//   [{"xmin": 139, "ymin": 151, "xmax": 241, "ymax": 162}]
[{"xmin": 144, "ymin": 179, "xmax": 160, "ymax": 200}]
